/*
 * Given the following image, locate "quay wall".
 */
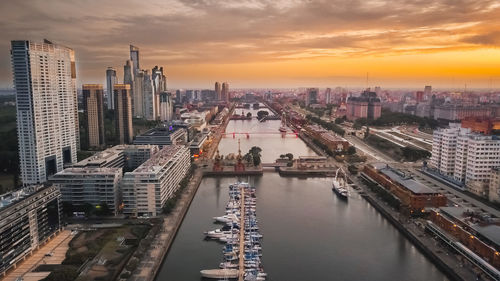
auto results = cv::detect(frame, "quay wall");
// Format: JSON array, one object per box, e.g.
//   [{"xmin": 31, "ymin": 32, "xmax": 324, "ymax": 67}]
[{"xmin": 360, "ymin": 193, "xmax": 465, "ymax": 281}]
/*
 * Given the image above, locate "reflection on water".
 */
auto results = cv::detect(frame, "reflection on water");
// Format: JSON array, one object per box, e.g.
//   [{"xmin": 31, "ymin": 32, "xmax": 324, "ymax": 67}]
[{"xmin": 156, "ymin": 113, "xmax": 447, "ymax": 281}]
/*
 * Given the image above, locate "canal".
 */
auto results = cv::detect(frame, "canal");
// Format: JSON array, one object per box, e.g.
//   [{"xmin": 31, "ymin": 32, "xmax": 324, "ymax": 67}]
[{"xmin": 156, "ymin": 107, "xmax": 447, "ymax": 281}]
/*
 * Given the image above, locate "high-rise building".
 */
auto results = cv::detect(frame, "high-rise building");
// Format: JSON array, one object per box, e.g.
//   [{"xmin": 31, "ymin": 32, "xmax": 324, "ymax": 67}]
[
  {"xmin": 222, "ymin": 82, "xmax": 229, "ymax": 102},
  {"xmin": 123, "ymin": 60, "xmax": 133, "ymax": 86},
  {"xmin": 82, "ymin": 84, "xmax": 105, "ymax": 148},
  {"xmin": 305, "ymin": 88, "xmax": 319, "ymax": 106},
  {"xmin": 130, "ymin": 45, "xmax": 140, "ymax": 76},
  {"xmin": 122, "ymin": 145, "xmax": 191, "ymax": 217},
  {"xmin": 106, "ymin": 67, "xmax": 117, "ymax": 110},
  {"xmin": 133, "ymin": 70, "xmax": 144, "ymax": 117},
  {"xmin": 424, "ymin": 85, "xmax": 432, "ymax": 97},
  {"xmin": 159, "ymin": 92, "xmax": 174, "ymax": 122},
  {"xmin": 175, "ymin": 89, "xmax": 182, "ymax": 104},
  {"xmin": 143, "ymin": 71, "xmax": 155, "ymax": 120},
  {"xmin": 114, "ymin": 84, "xmax": 133, "ymax": 144},
  {"xmin": 325, "ymin": 88, "xmax": 332, "ymax": 104},
  {"xmin": 152, "ymin": 66, "xmax": 167, "ymax": 120},
  {"xmin": 11, "ymin": 40, "xmax": 79, "ymax": 184},
  {"xmin": 0, "ymin": 185, "xmax": 61, "ymax": 275},
  {"xmin": 215, "ymin": 82, "xmax": 221, "ymax": 100}
]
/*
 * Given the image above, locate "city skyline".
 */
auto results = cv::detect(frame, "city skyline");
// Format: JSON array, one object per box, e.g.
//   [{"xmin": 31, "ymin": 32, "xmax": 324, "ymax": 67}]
[{"xmin": 0, "ymin": 0, "xmax": 500, "ymax": 89}]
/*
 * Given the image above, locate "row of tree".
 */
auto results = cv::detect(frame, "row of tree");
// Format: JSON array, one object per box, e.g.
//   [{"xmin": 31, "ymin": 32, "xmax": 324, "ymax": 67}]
[
  {"xmin": 306, "ymin": 114, "xmax": 346, "ymax": 136},
  {"xmin": 353, "ymin": 109, "xmax": 438, "ymax": 130}
]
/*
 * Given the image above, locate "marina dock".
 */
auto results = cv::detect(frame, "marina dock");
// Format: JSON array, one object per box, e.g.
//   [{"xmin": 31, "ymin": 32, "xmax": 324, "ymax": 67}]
[
  {"xmin": 201, "ymin": 182, "xmax": 266, "ymax": 280},
  {"xmin": 238, "ymin": 185, "xmax": 245, "ymax": 281}
]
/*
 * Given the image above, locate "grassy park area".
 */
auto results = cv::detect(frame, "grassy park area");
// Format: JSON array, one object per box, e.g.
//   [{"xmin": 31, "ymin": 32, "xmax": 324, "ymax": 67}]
[{"xmin": 41, "ymin": 224, "xmax": 151, "ymax": 281}]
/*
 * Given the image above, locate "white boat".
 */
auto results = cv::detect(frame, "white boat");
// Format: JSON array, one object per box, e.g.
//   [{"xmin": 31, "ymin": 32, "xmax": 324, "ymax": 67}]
[
  {"xmin": 219, "ymin": 262, "xmax": 239, "ymax": 269},
  {"xmin": 200, "ymin": 269, "xmax": 239, "ymax": 279},
  {"xmin": 332, "ymin": 167, "xmax": 349, "ymax": 200},
  {"xmin": 213, "ymin": 214, "xmax": 239, "ymax": 223}
]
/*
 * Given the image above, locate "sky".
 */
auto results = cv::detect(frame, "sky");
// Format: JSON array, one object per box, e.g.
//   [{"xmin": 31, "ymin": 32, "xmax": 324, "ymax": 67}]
[{"xmin": 0, "ymin": 0, "xmax": 500, "ymax": 89}]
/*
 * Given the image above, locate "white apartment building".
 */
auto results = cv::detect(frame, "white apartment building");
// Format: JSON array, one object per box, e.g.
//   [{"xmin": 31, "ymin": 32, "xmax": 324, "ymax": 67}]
[
  {"xmin": 430, "ymin": 123, "xmax": 464, "ymax": 177},
  {"xmin": 50, "ymin": 167, "xmax": 123, "ymax": 215},
  {"xmin": 11, "ymin": 40, "xmax": 79, "ymax": 184},
  {"xmin": 122, "ymin": 145, "xmax": 190, "ymax": 217},
  {"xmin": 489, "ymin": 168, "xmax": 500, "ymax": 203},
  {"xmin": 431, "ymin": 123, "xmax": 500, "ymax": 187}
]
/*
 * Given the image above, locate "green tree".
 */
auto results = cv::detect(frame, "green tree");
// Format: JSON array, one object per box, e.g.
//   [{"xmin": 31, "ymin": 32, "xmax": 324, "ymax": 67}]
[
  {"xmin": 347, "ymin": 146, "xmax": 356, "ymax": 155},
  {"xmin": 249, "ymin": 146, "xmax": 262, "ymax": 166},
  {"xmin": 257, "ymin": 110, "xmax": 269, "ymax": 119},
  {"xmin": 285, "ymin": 153, "xmax": 294, "ymax": 160}
]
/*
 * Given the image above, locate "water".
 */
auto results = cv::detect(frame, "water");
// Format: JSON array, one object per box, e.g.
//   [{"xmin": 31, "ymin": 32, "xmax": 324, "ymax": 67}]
[{"xmin": 156, "ymin": 107, "xmax": 447, "ymax": 281}]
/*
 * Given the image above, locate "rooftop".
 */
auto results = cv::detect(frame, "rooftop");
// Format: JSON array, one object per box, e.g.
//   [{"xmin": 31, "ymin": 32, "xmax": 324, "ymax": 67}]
[
  {"xmin": 132, "ymin": 145, "xmax": 186, "ymax": 173},
  {"xmin": 372, "ymin": 163, "xmax": 438, "ymax": 194},
  {"xmin": 472, "ymin": 225, "xmax": 500, "ymax": 248},
  {"xmin": 138, "ymin": 125, "xmax": 183, "ymax": 137},
  {"xmin": 53, "ymin": 167, "xmax": 122, "ymax": 176},
  {"xmin": 0, "ymin": 185, "xmax": 46, "ymax": 211}
]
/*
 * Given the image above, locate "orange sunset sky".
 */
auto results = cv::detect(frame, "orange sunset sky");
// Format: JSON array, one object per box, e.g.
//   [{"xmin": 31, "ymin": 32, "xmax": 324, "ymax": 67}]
[{"xmin": 0, "ymin": 0, "xmax": 500, "ymax": 89}]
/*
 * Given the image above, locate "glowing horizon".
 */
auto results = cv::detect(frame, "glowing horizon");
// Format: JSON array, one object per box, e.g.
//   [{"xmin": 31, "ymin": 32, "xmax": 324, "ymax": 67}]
[{"xmin": 1, "ymin": 0, "xmax": 500, "ymax": 89}]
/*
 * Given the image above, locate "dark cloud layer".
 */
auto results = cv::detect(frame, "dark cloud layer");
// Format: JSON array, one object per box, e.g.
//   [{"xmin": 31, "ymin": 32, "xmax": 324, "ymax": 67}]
[{"xmin": 0, "ymin": 0, "xmax": 499, "ymax": 87}]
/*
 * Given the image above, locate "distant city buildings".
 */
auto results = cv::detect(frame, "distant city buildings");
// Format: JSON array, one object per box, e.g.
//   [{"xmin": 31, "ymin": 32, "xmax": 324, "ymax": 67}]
[
  {"xmin": 0, "ymin": 185, "xmax": 61, "ymax": 275},
  {"xmin": 114, "ymin": 84, "xmax": 134, "ymax": 144},
  {"xmin": 159, "ymin": 92, "xmax": 174, "ymax": 122},
  {"xmin": 325, "ymin": 88, "xmax": 332, "ymax": 104},
  {"xmin": 222, "ymin": 82, "xmax": 229, "ymax": 102},
  {"xmin": 106, "ymin": 67, "xmax": 117, "ymax": 109},
  {"xmin": 346, "ymin": 90, "xmax": 381, "ymax": 121},
  {"xmin": 215, "ymin": 82, "xmax": 222, "ymax": 100},
  {"xmin": 11, "ymin": 40, "xmax": 79, "ymax": 184},
  {"xmin": 82, "ymin": 84, "xmax": 105, "ymax": 148},
  {"xmin": 305, "ymin": 88, "xmax": 318, "ymax": 107},
  {"xmin": 122, "ymin": 145, "xmax": 191, "ymax": 217}
]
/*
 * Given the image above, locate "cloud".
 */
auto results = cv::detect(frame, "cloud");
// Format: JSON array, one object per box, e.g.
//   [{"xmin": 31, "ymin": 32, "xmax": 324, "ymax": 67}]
[{"xmin": 0, "ymin": 0, "xmax": 499, "ymax": 87}]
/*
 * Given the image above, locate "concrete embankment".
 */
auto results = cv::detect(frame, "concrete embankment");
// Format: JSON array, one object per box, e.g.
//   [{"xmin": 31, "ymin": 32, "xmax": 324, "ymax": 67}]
[{"xmin": 358, "ymin": 189, "xmax": 470, "ymax": 281}]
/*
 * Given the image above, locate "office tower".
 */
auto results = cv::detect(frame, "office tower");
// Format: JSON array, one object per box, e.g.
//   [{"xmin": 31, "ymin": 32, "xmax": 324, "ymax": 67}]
[
  {"xmin": 325, "ymin": 88, "xmax": 332, "ymax": 104},
  {"xmin": 114, "ymin": 84, "xmax": 133, "ymax": 144},
  {"xmin": 143, "ymin": 71, "xmax": 155, "ymax": 120},
  {"xmin": 424, "ymin": 85, "xmax": 432, "ymax": 97},
  {"xmin": 130, "ymin": 45, "xmax": 140, "ymax": 75},
  {"xmin": 159, "ymin": 92, "xmax": 174, "ymax": 122},
  {"xmin": 222, "ymin": 82, "xmax": 229, "ymax": 102},
  {"xmin": 0, "ymin": 185, "xmax": 61, "ymax": 275},
  {"xmin": 175, "ymin": 89, "xmax": 182, "ymax": 104},
  {"xmin": 106, "ymin": 67, "xmax": 117, "ymax": 109},
  {"xmin": 11, "ymin": 40, "xmax": 78, "ymax": 184},
  {"xmin": 82, "ymin": 84, "xmax": 105, "ymax": 148},
  {"xmin": 215, "ymin": 82, "xmax": 221, "ymax": 100},
  {"xmin": 124, "ymin": 60, "xmax": 133, "ymax": 86},
  {"xmin": 123, "ymin": 60, "xmax": 135, "ymax": 114},
  {"xmin": 152, "ymin": 66, "xmax": 167, "ymax": 120},
  {"xmin": 305, "ymin": 88, "xmax": 319, "ymax": 106},
  {"xmin": 133, "ymin": 70, "xmax": 144, "ymax": 117}
]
